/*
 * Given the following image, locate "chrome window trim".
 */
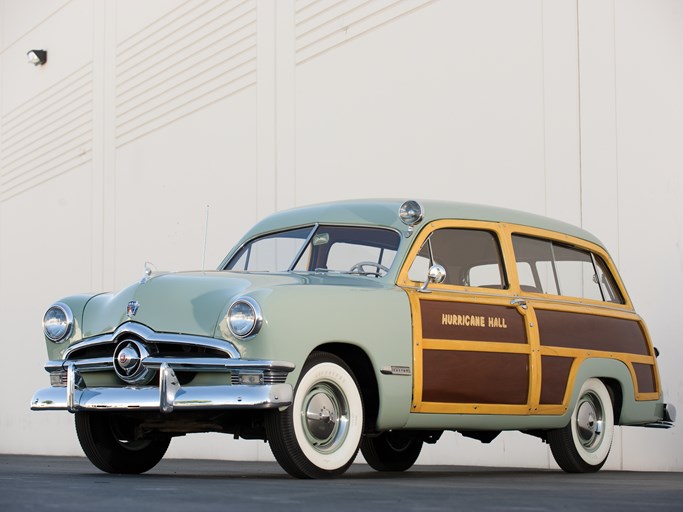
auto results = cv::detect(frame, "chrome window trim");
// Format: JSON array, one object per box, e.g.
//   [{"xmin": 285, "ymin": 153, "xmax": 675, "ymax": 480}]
[
  {"xmin": 62, "ymin": 322, "xmax": 241, "ymax": 360},
  {"xmin": 288, "ymin": 222, "xmax": 319, "ymax": 271}
]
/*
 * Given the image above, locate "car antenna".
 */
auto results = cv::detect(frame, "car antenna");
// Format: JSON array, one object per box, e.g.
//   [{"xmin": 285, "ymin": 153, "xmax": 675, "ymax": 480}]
[{"xmin": 202, "ymin": 204, "xmax": 210, "ymax": 270}]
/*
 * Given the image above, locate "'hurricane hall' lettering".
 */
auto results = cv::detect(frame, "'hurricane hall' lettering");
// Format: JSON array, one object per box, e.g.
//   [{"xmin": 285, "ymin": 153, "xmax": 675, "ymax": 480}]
[{"xmin": 441, "ymin": 314, "xmax": 508, "ymax": 329}]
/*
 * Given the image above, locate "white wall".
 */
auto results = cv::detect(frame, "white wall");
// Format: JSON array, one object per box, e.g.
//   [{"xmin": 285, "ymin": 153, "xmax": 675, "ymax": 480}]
[{"xmin": 0, "ymin": 0, "xmax": 681, "ymax": 470}]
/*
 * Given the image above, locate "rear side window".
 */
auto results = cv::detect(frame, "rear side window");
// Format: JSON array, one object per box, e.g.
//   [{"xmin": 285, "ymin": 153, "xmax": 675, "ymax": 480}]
[{"xmin": 511, "ymin": 235, "xmax": 624, "ymax": 304}]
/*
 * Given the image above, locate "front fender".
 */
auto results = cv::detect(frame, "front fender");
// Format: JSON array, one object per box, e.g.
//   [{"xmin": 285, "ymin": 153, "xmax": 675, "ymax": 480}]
[
  {"xmin": 44, "ymin": 293, "xmax": 104, "ymax": 360},
  {"xmin": 226, "ymin": 283, "xmax": 414, "ymax": 428}
]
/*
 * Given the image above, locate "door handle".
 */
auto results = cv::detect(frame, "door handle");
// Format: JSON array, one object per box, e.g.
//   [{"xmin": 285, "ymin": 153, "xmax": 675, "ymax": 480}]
[{"xmin": 511, "ymin": 298, "xmax": 527, "ymax": 310}]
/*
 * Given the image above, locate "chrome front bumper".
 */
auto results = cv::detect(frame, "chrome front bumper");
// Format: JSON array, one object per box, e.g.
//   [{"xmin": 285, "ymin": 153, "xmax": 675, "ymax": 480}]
[{"xmin": 31, "ymin": 359, "xmax": 294, "ymax": 413}]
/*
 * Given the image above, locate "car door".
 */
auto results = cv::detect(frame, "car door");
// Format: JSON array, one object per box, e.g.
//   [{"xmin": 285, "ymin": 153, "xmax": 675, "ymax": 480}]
[{"xmin": 397, "ymin": 221, "xmax": 539, "ymax": 415}]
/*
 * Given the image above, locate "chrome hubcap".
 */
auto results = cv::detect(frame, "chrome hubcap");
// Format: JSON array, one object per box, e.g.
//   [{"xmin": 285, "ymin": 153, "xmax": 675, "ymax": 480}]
[
  {"xmin": 575, "ymin": 392, "xmax": 604, "ymax": 451},
  {"xmin": 301, "ymin": 383, "xmax": 348, "ymax": 453}
]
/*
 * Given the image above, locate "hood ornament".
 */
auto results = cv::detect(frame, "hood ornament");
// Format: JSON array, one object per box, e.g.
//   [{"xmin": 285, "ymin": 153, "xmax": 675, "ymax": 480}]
[
  {"xmin": 140, "ymin": 261, "xmax": 157, "ymax": 284},
  {"xmin": 126, "ymin": 300, "xmax": 140, "ymax": 318}
]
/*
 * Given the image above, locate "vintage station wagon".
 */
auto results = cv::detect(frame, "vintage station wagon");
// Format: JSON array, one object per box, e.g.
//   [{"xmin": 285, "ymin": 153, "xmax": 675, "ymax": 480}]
[{"xmin": 32, "ymin": 199, "xmax": 675, "ymax": 478}]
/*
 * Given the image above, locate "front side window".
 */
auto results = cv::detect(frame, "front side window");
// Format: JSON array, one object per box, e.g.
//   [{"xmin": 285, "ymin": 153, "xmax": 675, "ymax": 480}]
[
  {"xmin": 408, "ymin": 228, "xmax": 507, "ymax": 289},
  {"xmin": 511, "ymin": 234, "xmax": 624, "ymax": 304},
  {"xmin": 225, "ymin": 225, "xmax": 400, "ymax": 276}
]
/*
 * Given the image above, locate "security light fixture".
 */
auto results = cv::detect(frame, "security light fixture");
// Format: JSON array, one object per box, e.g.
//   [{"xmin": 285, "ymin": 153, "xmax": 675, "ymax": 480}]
[{"xmin": 27, "ymin": 49, "xmax": 47, "ymax": 66}]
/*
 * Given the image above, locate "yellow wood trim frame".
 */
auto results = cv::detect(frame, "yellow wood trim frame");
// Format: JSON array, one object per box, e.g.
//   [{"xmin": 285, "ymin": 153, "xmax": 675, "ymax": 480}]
[
  {"xmin": 408, "ymin": 289, "xmax": 540, "ymax": 415},
  {"xmin": 499, "ymin": 223, "xmax": 635, "ymax": 310},
  {"xmin": 397, "ymin": 219, "xmax": 514, "ymax": 296},
  {"xmin": 401, "ymin": 218, "xmax": 662, "ymax": 416}
]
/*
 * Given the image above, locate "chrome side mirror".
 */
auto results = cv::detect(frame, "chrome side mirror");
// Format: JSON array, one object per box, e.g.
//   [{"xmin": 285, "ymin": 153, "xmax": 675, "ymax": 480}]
[{"xmin": 420, "ymin": 264, "xmax": 446, "ymax": 292}]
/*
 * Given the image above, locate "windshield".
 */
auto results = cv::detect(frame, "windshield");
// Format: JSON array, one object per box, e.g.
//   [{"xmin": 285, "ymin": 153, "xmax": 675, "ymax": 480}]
[{"xmin": 225, "ymin": 225, "xmax": 401, "ymax": 277}]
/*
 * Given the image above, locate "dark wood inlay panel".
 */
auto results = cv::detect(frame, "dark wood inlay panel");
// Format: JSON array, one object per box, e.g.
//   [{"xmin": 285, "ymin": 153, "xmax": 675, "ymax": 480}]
[
  {"xmin": 540, "ymin": 356, "xmax": 574, "ymax": 404},
  {"xmin": 423, "ymin": 350, "xmax": 529, "ymax": 404},
  {"xmin": 633, "ymin": 363, "xmax": 657, "ymax": 393},
  {"xmin": 536, "ymin": 309, "xmax": 650, "ymax": 356}
]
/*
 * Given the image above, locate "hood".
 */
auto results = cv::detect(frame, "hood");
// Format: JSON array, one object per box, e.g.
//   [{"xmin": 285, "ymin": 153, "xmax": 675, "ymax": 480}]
[{"xmin": 80, "ymin": 271, "xmax": 308, "ymax": 338}]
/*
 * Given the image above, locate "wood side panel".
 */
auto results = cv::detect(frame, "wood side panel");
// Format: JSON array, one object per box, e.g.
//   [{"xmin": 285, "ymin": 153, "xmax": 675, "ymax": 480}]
[
  {"xmin": 536, "ymin": 309, "xmax": 650, "ymax": 355},
  {"xmin": 422, "ymin": 350, "xmax": 529, "ymax": 404},
  {"xmin": 633, "ymin": 363, "xmax": 656, "ymax": 393},
  {"xmin": 540, "ymin": 356, "xmax": 573, "ymax": 404},
  {"xmin": 421, "ymin": 301, "xmax": 527, "ymax": 343}
]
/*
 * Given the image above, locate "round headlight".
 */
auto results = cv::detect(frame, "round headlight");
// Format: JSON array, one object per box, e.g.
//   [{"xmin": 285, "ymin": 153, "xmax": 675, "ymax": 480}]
[
  {"xmin": 227, "ymin": 297, "xmax": 262, "ymax": 338},
  {"xmin": 43, "ymin": 303, "xmax": 73, "ymax": 343}
]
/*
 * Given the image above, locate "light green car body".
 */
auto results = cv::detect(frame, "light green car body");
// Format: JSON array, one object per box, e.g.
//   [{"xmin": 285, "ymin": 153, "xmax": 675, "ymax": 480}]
[{"xmin": 35, "ymin": 199, "xmax": 670, "ymax": 433}]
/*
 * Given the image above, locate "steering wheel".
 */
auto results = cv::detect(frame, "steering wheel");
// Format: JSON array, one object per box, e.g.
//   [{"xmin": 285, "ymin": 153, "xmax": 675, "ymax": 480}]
[{"xmin": 349, "ymin": 261, "xmax": 390, "ymax": 276}]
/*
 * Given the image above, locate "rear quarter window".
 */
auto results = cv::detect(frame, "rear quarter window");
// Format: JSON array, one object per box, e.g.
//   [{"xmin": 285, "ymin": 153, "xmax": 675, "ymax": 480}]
[{"xmin": 511, "ymin": 234, "xmax": 624, "ymax": 304}]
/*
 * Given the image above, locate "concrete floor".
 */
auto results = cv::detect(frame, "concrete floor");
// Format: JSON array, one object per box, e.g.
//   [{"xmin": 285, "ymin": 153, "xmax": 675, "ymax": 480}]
[{"xmin": 1, "ymin": 455, "xmax": 681, "ymax": 511}]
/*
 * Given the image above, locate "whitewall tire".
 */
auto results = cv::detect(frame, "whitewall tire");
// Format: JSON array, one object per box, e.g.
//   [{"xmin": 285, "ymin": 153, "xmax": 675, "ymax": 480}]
[
  {"xmin": 548, "ymin": 378, "xmax": 615, "ymax": 472},
  {"xmin": 266, "ymin": 351, "xmax": 364, "ymax": 478}
]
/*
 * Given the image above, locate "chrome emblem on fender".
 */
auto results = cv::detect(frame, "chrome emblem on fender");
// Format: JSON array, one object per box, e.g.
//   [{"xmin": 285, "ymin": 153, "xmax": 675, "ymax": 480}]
[{"xmin": 126, "ymin": 300, "xmax": 140, "ymax": 318}]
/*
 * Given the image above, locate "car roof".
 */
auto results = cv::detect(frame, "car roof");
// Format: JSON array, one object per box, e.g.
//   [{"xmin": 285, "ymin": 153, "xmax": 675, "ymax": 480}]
[{"xmin": 238, "ymin": 199, "xmax": 605, "ymax": 249}]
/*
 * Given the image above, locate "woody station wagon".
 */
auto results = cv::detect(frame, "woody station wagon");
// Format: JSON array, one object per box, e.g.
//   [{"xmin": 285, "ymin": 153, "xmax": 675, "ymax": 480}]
[{"xmin": 32, "ymin": 199, "xmax": 675, "ymax": 478}]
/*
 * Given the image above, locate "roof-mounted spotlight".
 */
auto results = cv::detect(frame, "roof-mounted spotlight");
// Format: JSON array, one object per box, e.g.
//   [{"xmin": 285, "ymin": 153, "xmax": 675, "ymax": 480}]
[
  {"xmin": 399, "ymin": 200, "xmax": 424, "ymax": 238},
  {"xmin": 27, "ymin": 49, "xmax": 47, "ymax": 66}
]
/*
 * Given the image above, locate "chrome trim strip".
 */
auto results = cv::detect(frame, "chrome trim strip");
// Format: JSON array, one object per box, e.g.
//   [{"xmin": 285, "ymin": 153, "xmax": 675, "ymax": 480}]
[
  {"xmin": 62, "ymin": 322, "xmax": 241, "ymax": 359},
  {"xmin": 287, "ymin": 223, "xmax": 319, "ymax": 271},
  {"xmin": 31, "ymin": 383, "xmax": 293, "ymax": 412},
  {"xmin": 142, "ymin": 356, "xmax": 295, "ymax": 372},
  {"xmin": 46, "ymin": 358, "xmax": 112, "ymax": 373},
  {"xmin": 400, "ymin": 285, "xmax": 635, "ymax": 313},
  {"xmin": 45, "ymin": 357, "xmax": 295, "ymax": 374}
]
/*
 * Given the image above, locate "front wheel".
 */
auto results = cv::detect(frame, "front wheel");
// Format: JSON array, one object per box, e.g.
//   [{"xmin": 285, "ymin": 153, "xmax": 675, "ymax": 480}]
[
  {"xmin": 361, "ymin": 431, "xmax": 423, "ymax": 472},
  {"xmin": 75, "ymin": 412, "xmax": 171, "ymax": 474},
  {"xmin": 266, "ymin": 351, "xmax": 364, "ymax": 478},
  {"xmin": 548, "ymin": 378, "xmax": 614, "ymax": 473}
]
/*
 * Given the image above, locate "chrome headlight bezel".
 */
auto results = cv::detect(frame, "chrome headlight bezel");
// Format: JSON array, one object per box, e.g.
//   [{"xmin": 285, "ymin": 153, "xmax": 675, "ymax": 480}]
[
  {"xmin": 43, "ymin": 302, "xmax": 74, "ymax": 343},
  {"xmin": 226, "ymin": 297, "xmax": 262, "ymax": 339}
]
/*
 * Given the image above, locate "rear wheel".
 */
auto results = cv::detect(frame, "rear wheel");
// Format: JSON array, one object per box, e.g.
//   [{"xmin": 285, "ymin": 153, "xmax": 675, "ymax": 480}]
[
  {"xmin": 266, "ymin": 351, "xmax": 364, "ymax": 478},
  {"xmin": 548, "ymin": 378, "xmax": 614, "ymax": 473},
  {"xmin": 75, "ymin": 412, "xmax": 170, "ymax": 474},
  {"xmin": 361, "ymin": 431, "xmax": 423, "ymax": 472}
]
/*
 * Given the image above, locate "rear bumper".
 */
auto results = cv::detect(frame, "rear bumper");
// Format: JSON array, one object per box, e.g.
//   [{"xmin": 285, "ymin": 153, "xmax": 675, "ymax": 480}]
[
  {"xmin": 644, "ymin": 403, "xmax": 676, "ymax": 429},
  {"xmin": 31, "ymin": 360, "xmax": 293, "ymax": 413}
]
